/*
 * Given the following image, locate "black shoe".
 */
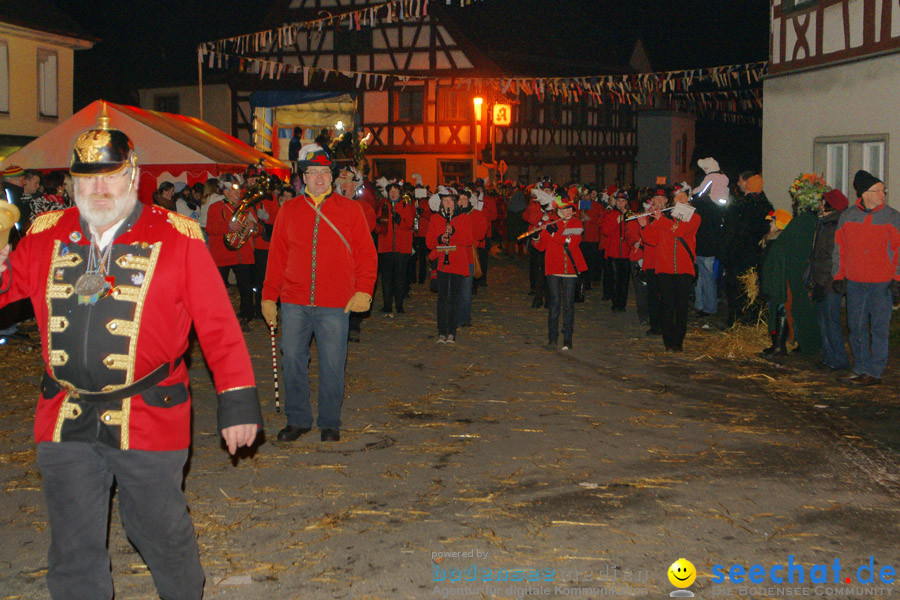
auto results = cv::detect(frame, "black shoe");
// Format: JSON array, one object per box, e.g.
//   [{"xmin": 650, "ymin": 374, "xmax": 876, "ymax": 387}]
[
  {"xmin": 321, "ymin": 428, "xmax": 340, "ymax": 442},
  {"xmin": 348, "ymin": 330, "xmax": 360, "ymax": 343},
  {"xmin": 277, "ymin": 425, "xmax": 311, "ymax": 441}
]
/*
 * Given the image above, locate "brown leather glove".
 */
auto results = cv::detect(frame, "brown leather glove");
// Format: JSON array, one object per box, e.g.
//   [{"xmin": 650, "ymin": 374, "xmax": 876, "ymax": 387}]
[
  {"xmin": 261, "ymin": 300, "xmax": 278, "ymax": 326},
  {"xmin": 344, "ymin": 292, "xmax": 372, "ymax": 314}
]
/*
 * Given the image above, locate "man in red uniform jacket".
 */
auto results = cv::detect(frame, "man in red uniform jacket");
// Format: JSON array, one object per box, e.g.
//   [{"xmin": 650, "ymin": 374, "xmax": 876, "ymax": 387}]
[
  {"xmin": 261, "ymin": 150, "xmax": 377, "ymax": 443},
  {"xmin": 0, "ymin": 113, "xmax": 261, "ymax": 599},
  {"xmin": 376, "ymin": 182, "xmax": 415, "ymax": 313}
]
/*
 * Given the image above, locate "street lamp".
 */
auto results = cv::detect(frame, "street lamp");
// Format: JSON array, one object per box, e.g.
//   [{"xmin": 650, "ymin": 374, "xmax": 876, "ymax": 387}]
[{"xmin": 473, "ymin": 96, "xmax": 483, "ymax": 121}]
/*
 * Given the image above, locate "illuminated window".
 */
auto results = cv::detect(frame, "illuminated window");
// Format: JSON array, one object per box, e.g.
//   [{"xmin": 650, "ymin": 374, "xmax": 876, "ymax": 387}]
[{"xmin": 437, "ymin": 88, "xmax": 470, "ymax": 121}]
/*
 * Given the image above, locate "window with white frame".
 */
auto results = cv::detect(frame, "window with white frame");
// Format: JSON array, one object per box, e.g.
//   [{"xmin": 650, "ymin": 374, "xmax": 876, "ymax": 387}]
[
  {"xmin": 863, "ymin": 142, "xmax": 885, "ymax": 180},
  {"xmin": 0, "ymin": 42, "xmax": 8, "ymax": 114},
  {"xmin": 825, "ymin": 143, "xmax": 848, "ymax": 198},
  {"xmin": 38, "ymin": 49, "xmax": 58, "ymax": 118},
  {"xmin": 815, "ymin": 135, "xmax": 888, "ymax": 199}
]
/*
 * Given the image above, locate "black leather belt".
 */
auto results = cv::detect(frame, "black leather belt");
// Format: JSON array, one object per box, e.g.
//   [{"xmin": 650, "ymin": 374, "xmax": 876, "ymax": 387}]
[{"xmin": 44, "ymin": 357, "xmax": 184, "ymax": 403}]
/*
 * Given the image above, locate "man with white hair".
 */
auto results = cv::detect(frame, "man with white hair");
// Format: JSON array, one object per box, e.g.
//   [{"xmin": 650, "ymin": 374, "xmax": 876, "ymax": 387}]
[{"xmin": 0, "ymin": 108, "xmax": 262, "ymax": 599}]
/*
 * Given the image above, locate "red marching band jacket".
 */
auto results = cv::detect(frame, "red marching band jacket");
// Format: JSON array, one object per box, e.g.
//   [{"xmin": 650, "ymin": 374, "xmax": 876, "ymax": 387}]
[
  {"xmin": 581, "ymin": 201, "xmax": 605, "ymax": 244},
  {"xmin": 414, "ymin": 197, "xmax": 431, "ymax": 238},
  {"xmin": 205, "ymin": 197, "xmax": 255, "ymax": 266},
  {"xmin": 262, "ymin": 189, "xmax": 378, "ymax": 309},
  {"xmin": 640, "ymin": 212, "xmax": 702, "ymax": 276},
  {"xmin": 639, "ymin": 220, "xmax": 659, "ymax": 272},
  {"xmin": 376, "ymin": 200, "xmax": 415, "ymax": 254},
  {"xmin": 426, "ymin": 209, "xmax": 473, "ymax": 276},
  {"xmin": 534, "ymin": 217, "xmax": 588, "ymax": 275},
  {"xmin": 601, "ymin": 209, "xmax": 641, "ymax": 259},
  {"xmin": 0, "ymin": 206, "xmax": 261, "ymax": 451}
]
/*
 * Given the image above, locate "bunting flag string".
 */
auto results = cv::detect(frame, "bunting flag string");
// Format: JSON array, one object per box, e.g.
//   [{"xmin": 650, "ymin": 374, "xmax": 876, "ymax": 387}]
[
  {"xmin": 201, "ymin": 0, "xmax": 484, "ymax": 57},
  {"xmin": 198, "ymin": 44, "xmax": 767, "ymax": 101}
]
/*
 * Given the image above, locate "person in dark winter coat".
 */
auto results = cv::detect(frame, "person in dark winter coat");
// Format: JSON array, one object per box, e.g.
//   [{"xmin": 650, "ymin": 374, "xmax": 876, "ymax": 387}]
[
  {"xmin": 720, "ymin": 174, "xmax": 774, "ymax": 326},
  {"xmin": 808, "ymin": 189, "xmax": 850, "ymax": 370},
  {"xmin": 691, "ymin": 189, "xmax": 724, "ymax": 316}
]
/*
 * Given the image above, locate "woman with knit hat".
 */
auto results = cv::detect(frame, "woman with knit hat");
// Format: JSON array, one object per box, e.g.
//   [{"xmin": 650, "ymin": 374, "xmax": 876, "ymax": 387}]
[{"xmin": 721, "ymin": 173, "xmax": 774, "ymax": 326}]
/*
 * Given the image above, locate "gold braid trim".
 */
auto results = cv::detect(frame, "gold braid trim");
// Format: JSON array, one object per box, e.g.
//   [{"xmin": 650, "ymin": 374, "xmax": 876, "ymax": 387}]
[
  {"xmin": 27, "ymin": 210, "xmax": 65, "ymax": 235},
  {"xmin": 52, "ymin": 393, "xmax": 82, "ymax": 442},
  {"xmin": 167, "ymin": 212, "xmax": 204, "ymax": 241}
]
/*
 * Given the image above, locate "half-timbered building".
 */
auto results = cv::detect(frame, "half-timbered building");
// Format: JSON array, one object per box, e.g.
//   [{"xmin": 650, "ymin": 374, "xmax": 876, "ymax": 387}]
[
  {"xmin": 763, "ymin": 0, "xmax": 899, "ymax": 207},
  {"xmin": 147, "ymin": 0, "xmax": 663, "ymax": 187}
]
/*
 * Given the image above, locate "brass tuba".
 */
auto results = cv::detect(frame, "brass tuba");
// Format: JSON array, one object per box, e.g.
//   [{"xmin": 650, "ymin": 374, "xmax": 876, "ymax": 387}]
[{"xmin": 224, "ymin": 177, "xmax": 271, "ymax": 250}]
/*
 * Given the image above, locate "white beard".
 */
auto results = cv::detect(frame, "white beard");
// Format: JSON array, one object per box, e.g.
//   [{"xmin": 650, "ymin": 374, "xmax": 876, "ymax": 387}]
[{"xmin": 75, "ymin": 189, "xmax": 138, "ymax": 230}]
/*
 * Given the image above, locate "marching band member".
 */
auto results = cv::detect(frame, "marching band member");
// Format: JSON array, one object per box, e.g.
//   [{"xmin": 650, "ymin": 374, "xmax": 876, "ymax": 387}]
[
  {"xmin": 426, "ymin": 188, "xmax": 473, "ymax": 344},
  {"xmin": 602, "ymin": 190, "xmax": 640, "ymax": 312},
  {"xmin": 639, "ymin": 183, "xmax": 701, "ymax": 351},
  {"xmin": 456, "ymin": 187, "xmax": 487, "ymax": 328},
  {"xmin": 262, "ymin": 149, "xmax": 377, "ymax": 443},
  {"xmin": 335, "ymin": 166, "xmax": 376, "ymax": 343},
  {"xmin": 252, "ymin": 174, "xmax": 281, "ymax": 320},
  {"xmin": 0, "ymin": 112, "xmax": 261, "ymax": 599},
  {"xmin": 205, "ymin": 173, "xmax": 256, "ymax": 329},
  {"xmin": 376, "ymin": 182, "xmax": 415, "ymax": 314},
  {"xmin": 533, "ymin": 195, "xmax": 587, "ymax": 350}
]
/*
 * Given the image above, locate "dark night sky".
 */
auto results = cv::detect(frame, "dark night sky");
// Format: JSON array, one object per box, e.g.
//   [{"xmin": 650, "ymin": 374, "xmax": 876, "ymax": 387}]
[{"xmin": 52, "ymin": 0, "xmax": 769, "ymax": 110}]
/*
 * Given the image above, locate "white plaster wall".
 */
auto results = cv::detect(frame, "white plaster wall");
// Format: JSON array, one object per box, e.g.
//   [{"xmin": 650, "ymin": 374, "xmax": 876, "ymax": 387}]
[{"xmin": 762, "ymin": 52, "xmax": 900, "ymax": 209}]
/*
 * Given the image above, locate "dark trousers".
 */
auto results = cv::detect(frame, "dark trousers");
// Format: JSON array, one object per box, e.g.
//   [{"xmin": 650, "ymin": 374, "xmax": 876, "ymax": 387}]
[
  {"xmin": 601, "ymin": 252, "xmax": 615, "ymax": 300},
  {"xmin": 846, "ymin": 281, "xmax": 892, "ymax": 378},
  {"xmin": 529, "ymin": 244, "xmax": 546, "ymax": 302},
  {"xmin": 379, "ymin": 252, "xmax": 409, "ymax": 311},
  {"xmin": 631, "ymin": 262, "xmax": 649, "ymax": 323},
  {"xmin": 436, "ymin": 271, "xmax": 463, "ymax": 336},
  {"xmin": 645, "ymin": 269, "xmax": 663, "ymax": 332},
  {"xmin": 37, "ymin": 442, "xmax": 203, "ymax": 600},
  {"xmin": 611, "ymin": 258, "xmax": 631, "ymax": 310},
  {"xmin": 580, "ymin": 242, "xmax": 600, "ymax": 289},
  {"xmin": 528, "ymin": 243, "xmax": 542, "ymax": 292},
  {"xmin": 547, "ymin": 275, "xmax": 577, "ymax": 344},
  {"xmin": 412, "ymin": 237, "xmax": 429, "ymax": 283},
  {"xmin": 817, "ymin": 291, "xmax": 850, "ymax": 369},
  {"xmin": 253, "ymin": 248, "xmax": 268, "ymax": 314},
  {"xmin": 658, "ymin": 273, "xmax": 694, "ymax": 349},
  {"xmin": 218, "ymin": 263, "xmax": 254, "ymax": 321}
]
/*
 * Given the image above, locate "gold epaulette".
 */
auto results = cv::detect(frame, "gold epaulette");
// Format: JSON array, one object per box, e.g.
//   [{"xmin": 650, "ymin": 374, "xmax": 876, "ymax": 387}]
[
  {"xmin": 27, "ymin": 210, "xmax": 66, "ymax": 235},
  {"xmin": 166, "ymin": 212, "xmax": 204, "ymax": 241}
]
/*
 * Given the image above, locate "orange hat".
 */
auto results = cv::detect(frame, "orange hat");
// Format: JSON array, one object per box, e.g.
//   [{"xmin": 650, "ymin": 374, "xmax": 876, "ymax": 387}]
[
  {"xmin": 766, "ymin": 209, "xmax": 792, "ymax": 230},
  {"xmin": 745, "ymin": 175, "xmax": 764, "ymax": 194}
]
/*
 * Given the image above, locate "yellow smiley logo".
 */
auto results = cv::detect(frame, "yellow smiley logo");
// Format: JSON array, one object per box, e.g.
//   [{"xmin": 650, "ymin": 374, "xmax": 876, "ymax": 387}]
[{"xmin": 668, "ymin": 558, "xmax": 697, "ymax": 588}]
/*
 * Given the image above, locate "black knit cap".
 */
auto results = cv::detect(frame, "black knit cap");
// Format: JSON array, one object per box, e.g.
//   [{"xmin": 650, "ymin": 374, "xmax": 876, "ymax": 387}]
[{"xmin": 852, "ymin": 170, "xmax": 883, "ymax": 199}]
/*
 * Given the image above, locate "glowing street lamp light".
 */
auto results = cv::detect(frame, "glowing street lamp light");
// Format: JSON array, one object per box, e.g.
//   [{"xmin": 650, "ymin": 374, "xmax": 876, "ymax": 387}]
[{"xmin": 473, "ymin": 96, "xmax": 483, "ymax": 121}]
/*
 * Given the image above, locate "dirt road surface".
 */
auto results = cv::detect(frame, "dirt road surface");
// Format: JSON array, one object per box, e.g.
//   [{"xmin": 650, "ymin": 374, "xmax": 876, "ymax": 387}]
[{"xmin": 1, "ymin": 255, "xmax": 898, "ymax": 599}]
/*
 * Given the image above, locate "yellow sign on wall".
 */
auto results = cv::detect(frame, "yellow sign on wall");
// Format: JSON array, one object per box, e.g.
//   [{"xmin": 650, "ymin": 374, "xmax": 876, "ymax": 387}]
[{"xmin": 493, "ymin": 104, "xmax": 512, "ymax": 126}]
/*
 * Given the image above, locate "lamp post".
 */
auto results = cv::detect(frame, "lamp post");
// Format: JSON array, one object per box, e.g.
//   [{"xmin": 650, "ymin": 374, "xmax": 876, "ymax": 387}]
[{"xmin": 473, "ymin": 96, "xmax": 484, "ymax": 181}]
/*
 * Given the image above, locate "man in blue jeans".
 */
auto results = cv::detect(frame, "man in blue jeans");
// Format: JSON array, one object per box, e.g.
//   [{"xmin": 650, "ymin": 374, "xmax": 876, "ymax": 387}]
[
  {"xmin": 261, "ymin": 150, "xmax": 378, "ymax": 441},
  {"xmin": 832, "ymin": 170, "xmax": 900, "ymax": 386}
]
